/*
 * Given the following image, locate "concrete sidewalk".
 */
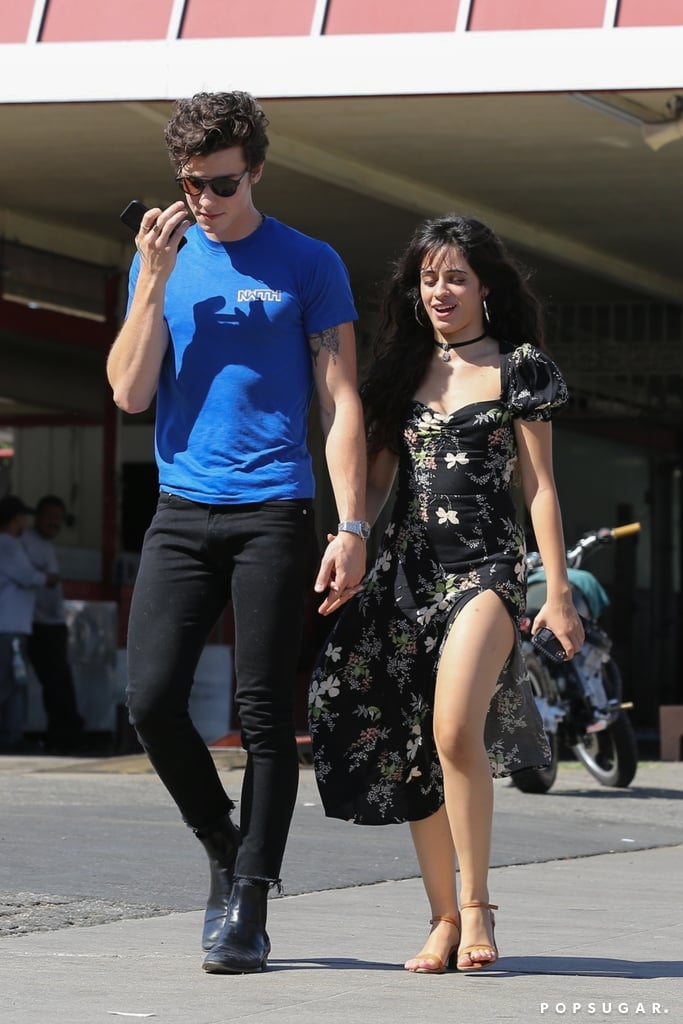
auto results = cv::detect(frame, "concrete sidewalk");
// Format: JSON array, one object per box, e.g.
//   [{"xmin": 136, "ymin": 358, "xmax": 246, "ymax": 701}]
[{"xmin": 2, "ymin": 843, "xmax": 681, "ymax": 1024}]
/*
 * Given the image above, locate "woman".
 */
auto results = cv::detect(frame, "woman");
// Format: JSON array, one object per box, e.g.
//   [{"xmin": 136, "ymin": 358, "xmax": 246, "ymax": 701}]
[{"xmin": 309, "ymin": 214, "xmax": 584, "ymax": 974}]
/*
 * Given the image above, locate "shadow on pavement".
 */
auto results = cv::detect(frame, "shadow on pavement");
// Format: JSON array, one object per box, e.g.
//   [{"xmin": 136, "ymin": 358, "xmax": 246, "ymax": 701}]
[{"xmin": 550, "ymin": 786, "xmax": 683, "ymax": 801}]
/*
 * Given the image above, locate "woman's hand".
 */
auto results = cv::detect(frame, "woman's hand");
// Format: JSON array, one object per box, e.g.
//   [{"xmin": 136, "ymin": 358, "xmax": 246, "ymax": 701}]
[{"xmin": 532, "ymin": 600, "xmax": 585, "ymax": 660}]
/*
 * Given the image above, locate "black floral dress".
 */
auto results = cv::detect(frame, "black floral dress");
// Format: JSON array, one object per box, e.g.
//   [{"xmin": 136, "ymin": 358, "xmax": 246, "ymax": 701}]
[{"xmin": 309, "ymin": 343, "xmax": 568, "ymax": 825}]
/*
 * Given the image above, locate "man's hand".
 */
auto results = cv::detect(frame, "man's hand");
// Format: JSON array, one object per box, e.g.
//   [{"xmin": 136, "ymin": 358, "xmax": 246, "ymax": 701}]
[
  {"xmin": 315, "ymin": 532, "xmax": 366, "ymax": 616},
  {"xmin": 136, "ymin": 201, "xmax": 190, "ymax": 271}
]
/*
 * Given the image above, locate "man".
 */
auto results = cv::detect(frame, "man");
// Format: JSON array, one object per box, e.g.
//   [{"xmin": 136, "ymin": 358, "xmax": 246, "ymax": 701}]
[
  {"xmin": 106, "ymin": 91, "xmax": 367, "ymax": 974},
  {"xmin": 0, "ymin": 495, "xmax": 58, "ymax": 752},
  {"xmin": 21, "ymin": 495, "xmax": 85, "ymax": 754}
]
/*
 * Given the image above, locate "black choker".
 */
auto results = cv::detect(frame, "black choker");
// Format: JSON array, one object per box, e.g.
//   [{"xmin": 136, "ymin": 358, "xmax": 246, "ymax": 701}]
[{"xmin": 435, "ymin": 330, "xmax": 487, "ymax": 362}]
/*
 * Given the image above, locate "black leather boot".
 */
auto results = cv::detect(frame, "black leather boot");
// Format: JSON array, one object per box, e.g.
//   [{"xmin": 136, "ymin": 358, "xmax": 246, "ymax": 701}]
[
  {"xmin": 202, "ymin": 877, "xmax": 271, "ymax": 974},
  {"xmin": 192, "ymin": 813, "xmax": 242, "ymax": 951}
]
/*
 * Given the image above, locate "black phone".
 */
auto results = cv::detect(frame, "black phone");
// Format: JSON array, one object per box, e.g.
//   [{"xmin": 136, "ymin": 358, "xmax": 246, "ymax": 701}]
[
  {"xmin": 119, "ymin": 199, "xmax": 187, "ymax": 250},
  {"xmin": 531, "ymin": 626, "xmax": 567, "ymax": 663}
]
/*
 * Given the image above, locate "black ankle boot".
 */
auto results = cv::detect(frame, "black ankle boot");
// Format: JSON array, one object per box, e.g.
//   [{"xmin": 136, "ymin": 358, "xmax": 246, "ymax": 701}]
[
  {"xmin": 202, "ymin": 877, "xmax": 271, "ymax": 974},
  {"xmin": 193, "ymin": 813, "xmax": 242, "ymax": 951}
]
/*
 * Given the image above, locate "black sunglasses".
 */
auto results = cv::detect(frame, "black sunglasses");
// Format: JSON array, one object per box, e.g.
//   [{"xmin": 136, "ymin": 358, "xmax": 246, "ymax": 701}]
[{"xmin": 175, "ymin": 169, "xmax": 249, "ymax": 198}]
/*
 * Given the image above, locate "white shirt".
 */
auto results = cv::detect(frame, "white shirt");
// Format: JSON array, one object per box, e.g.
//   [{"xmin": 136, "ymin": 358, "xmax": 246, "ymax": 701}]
[{"xmin": 0, "ymin": 532, "xmax": 47, "ymax": 634}]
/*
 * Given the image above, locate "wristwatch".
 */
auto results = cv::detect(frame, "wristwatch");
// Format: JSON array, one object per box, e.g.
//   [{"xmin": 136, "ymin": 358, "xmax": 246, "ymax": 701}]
[{"xmin": 338, "ymin": 520, "xmax": 371, "ymax": 541}]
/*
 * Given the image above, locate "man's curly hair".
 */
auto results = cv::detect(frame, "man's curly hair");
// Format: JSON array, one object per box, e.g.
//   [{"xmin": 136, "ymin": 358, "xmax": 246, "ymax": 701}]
[{"xmin": 164, "ymin": 91, "xmax": 270, "ymax": 172}]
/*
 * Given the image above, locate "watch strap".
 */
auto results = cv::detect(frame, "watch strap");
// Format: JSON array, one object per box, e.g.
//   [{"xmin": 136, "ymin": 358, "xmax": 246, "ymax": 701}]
[{"xmin": 338, "ymin": 520, "xmax": 371, "ymax": 540}]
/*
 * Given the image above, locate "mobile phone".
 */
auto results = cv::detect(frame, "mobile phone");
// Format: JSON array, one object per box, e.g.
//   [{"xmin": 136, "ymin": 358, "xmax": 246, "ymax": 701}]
[
  {"xmin": 119, "ymin": 200, "xmax": 187, "ymax": 250},
  {"xmin": 531, "ymin": 626, "xmax": 567, "ymax": 663}
]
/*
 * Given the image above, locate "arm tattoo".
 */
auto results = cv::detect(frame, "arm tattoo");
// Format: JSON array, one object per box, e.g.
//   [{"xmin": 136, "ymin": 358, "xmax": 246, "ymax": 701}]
[{"xmin": 309, "ymin": 325, "xmax": 340, "ymax": 367}]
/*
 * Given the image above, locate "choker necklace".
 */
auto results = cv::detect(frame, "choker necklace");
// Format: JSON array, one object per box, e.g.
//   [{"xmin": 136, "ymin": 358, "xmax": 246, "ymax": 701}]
[{"xmin": 435, "ymin": 330, "xmax": 487, "ymax": 362}]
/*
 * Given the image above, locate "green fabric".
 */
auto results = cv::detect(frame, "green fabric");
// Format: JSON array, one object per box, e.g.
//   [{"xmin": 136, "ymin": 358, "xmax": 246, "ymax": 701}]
[{"xmin": 527, "ymin": 567, "xmax": 610, "ymax": 618}]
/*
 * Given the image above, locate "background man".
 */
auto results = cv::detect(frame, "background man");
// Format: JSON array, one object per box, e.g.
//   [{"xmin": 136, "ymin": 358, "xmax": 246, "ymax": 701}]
[
  {"xmin": 0, "ymin": 495, "xmax": 58, "ymax": 753},
  {"xmin": 22, "ymin": 495, "xmax": 85, "ymax": 755}
]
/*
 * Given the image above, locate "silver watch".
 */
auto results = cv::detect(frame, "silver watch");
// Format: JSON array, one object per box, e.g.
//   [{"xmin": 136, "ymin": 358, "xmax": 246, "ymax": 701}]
[{"xmin": 338, "ymin": 520, "xmax": 371, "ymax": 541}]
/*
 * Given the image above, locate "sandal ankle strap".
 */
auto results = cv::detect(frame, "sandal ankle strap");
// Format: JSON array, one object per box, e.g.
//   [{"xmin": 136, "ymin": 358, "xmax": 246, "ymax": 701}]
[
  {"xmin": 460, "ymin": 901, "xmax": 499, "ymax": 911},
  {"xmin": 430, "ymin": 914, "xmax": 460, "ymax": 926}
]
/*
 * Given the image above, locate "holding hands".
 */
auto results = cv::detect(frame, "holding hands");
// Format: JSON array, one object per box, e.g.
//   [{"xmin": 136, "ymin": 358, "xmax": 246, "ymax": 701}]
[{"xmin": 315, "ymin": 531, "xmax": 366, "ymax": 616}]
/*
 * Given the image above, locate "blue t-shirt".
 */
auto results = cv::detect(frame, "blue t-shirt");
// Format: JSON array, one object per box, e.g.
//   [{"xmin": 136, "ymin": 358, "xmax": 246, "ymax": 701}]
[{"xmin": 127, "ymin": 216, "xmax": 357, "ymax": 503}]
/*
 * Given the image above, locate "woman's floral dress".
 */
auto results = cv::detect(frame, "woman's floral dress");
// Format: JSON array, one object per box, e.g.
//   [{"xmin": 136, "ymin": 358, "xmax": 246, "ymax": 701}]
[{"xmin": 309, "ymin": 343, "xmax": 569, "ymax": 825}]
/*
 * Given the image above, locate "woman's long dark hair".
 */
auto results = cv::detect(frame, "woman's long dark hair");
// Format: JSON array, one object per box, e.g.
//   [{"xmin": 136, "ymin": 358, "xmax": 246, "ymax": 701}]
[{"xmin": 361, "ymin": 214, "xmax": 545, "ymax": 458}]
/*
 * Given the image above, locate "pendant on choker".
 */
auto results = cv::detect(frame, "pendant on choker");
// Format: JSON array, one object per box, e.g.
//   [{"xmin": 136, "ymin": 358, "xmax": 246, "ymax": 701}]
[{"xmin": 435, "ymin": 330, "xmax": 487, "ymax": 362}]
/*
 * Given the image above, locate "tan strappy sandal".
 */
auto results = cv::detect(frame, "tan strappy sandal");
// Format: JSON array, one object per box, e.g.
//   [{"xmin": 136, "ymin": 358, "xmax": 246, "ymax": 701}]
[
  {"xmin": 457, "ymin": 901, "xmax": 498, "ymax": 971},
  {"xmin": 404, "ymin": 914, "xmax": 461, "ymax": 974}
]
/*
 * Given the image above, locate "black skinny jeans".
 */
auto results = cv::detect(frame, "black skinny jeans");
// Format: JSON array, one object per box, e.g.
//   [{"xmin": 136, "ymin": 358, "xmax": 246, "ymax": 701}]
[{"xmin": 126, "ymin": 493, "xmax": 317, "ymax": 882}]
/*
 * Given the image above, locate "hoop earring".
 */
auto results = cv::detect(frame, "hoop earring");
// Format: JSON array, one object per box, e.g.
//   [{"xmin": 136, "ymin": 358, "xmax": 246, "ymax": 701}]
[
  {"xmin": 482, "ymin": 298, "xmax": 491, "ymax": 327},
  {"xmin": 414, "ymin": 300, "xmax": 429, "ymax": 328}
]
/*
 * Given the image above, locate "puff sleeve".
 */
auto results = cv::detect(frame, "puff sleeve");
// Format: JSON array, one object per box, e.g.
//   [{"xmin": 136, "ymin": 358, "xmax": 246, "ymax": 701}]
[{"xmin": 502, "ymin": 343, "xmax": 569, "ymax": 421}]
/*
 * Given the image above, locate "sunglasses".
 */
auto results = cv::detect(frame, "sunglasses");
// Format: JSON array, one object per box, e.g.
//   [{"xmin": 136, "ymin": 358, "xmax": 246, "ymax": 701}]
[{"xmin": 175, "ymin": 169, "xmax": 249, "ymax": 198}]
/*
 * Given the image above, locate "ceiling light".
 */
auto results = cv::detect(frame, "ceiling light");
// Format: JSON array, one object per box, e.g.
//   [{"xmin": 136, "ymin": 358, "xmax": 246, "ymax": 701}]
[
  {"xmin": 571, "ymin": 93, "xmax": 683, "ymax": 151},
  {"xmin": 641, "ymin": 117, "xmax": 683, "ymax": 152}
]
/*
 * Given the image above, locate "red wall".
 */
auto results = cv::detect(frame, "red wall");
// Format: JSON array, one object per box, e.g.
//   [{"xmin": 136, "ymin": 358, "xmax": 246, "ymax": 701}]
[
  {"xmin": 0, "ymin": 0, "xmax": 680, "ymax": 44},
  {"xmin": 40, "ymin": 0, "xmax": 175, "ymax": 41},
  {"xmin": 324, "ymin": 0, "xmax": 461, "ymax": 33},
  {"xmin": 0, "ymin": 0, "xmax": 34, "ymax": 42},
  {"xmin": 181, "ymin": 0, "xmax": 317, "ymax": 37},
  {"xmin": 617, "ymin": 0, "xmax": 683, "ymax": 25},
  {"xmin": 468, "ymin": 0, "xmax": 605, "ymax": 30}
]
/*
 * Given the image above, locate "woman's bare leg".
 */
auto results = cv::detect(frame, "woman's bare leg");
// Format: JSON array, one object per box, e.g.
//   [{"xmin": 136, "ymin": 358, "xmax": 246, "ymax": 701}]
[
  {"xmin": 404, "ymin": 807, "xmax": 459, "ymax": 970},
  {"xmin": 434, "ymin": 590, "xmax": 514, "ymax": 967}
]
